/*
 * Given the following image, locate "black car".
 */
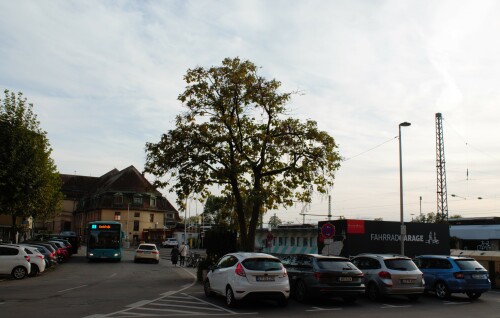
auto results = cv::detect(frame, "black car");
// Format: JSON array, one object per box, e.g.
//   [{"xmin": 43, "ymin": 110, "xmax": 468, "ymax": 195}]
[{"xmin": 280, "ymin": 254, "xmax": 365, "ymax": 303}]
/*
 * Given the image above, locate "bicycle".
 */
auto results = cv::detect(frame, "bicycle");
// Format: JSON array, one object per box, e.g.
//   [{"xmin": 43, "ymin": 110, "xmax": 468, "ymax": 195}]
[{"xmin": 186, "ymin": 252, "xmax": 202, "ymax": 268}]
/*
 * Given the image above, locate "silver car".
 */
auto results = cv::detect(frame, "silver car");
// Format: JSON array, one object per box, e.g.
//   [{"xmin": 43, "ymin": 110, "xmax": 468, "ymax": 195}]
[{"xmin": 351, "ymin": 254, "xmax": 425, "ymax": 301}]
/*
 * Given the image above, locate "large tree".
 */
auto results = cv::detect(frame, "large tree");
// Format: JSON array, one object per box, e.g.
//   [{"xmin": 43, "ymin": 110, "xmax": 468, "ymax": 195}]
[
  {"xmin": 202, "ymin": 195, "xmax": 237, "ymax": 230},
  {"xmin": 145, "ymin": 58, "xmax": 341, "ymax": 251},
  {"xmin": 0, "ymin": 90, "xmax": 62, "ymax": 241}
]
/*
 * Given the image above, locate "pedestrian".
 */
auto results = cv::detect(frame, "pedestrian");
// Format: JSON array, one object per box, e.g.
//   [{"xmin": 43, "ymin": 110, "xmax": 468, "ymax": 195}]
[
  {"xmin": 171, "ymin": 245, "xmax": 180, "ymax": 266},
  {"xmin": 179, "ymin": 241, "xmax": 188, "ymax": 266}
]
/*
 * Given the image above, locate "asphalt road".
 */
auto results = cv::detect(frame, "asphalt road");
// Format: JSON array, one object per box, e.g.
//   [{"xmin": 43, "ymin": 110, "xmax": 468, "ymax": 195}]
[{"xmin": 1, "ymin": 248, "xmax": 499, "ymax": 318}]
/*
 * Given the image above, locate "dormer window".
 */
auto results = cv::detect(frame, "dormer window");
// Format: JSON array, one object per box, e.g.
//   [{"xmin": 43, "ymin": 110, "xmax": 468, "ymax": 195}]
[
  {"xmin": 114, "ymin": 193, "xmax": 123, "ymax": 205},
  {"xmin": 133, "ymin": 194, "xmax": 143, "ymax": 205},
  {"xmin": 150, "ymin": 196, "xmax": 157, "ymax": 207}
]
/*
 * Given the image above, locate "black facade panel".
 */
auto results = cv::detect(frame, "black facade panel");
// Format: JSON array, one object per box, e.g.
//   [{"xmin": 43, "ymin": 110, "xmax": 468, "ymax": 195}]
[{"xmin": 318, "ymin": 219, "xmax": 450, "ymax": 258}]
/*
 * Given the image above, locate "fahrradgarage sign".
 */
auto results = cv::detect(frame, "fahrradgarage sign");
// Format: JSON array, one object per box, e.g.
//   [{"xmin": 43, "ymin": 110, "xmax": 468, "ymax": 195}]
[{"xmin": 317, "ymin": 219, "xmax": 449, "ymax": 257}]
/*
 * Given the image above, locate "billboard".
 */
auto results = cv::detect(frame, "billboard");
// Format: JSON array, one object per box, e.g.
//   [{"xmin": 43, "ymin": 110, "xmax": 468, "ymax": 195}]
[{"xmin": 318, "ymin": 219, "xmax": 450, "ymax": 257}]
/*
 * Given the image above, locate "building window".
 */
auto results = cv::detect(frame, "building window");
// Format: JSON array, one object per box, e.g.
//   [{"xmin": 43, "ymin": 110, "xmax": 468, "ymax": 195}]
[
  {"xmin": 133, "ymin": 220, "xmax": 139, "ymax": 231},
  {"xmin": 114, "ymin": 193, "xmax": 123, "ymax": 205},
  {"xmin": 303, "ymin": 237, "xmax": 308, "ymax": 247},
  {"xmin": 133, "ymin": 194, "xmax": 142, "ymax": 205},
  {"xmin": 114, "ymin": 212, "xmax": 121, "ymax": 221},
  {"xmin": 278, "ymin": 237, "xmax": 283, "ymax": 246},
  {"xmin": 284, "ymin": 237, "xmax": 288, "ymax": 246},
  {"xmin": 134, "ymin": 212, "xmax": 140, "ymax": 218},
  {"xmin": 291, "ymin": 237, "xmax": 295, "ymax": 246},
  {"xmin": 150, "ymin": 214, "xmax": 154, "ymax": 222},
  {"xmin": 150, "ymin": 196, "xmax": 156, "ymax": 207}
]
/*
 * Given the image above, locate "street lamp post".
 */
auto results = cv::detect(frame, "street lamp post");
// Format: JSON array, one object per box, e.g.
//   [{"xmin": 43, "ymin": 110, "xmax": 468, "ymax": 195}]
[
  {"xmin": 127, "ymin": 203, "xmax": 130, "ymax": 241},
  {"xmin": 399, "ymin": 122, "xmax": 411, "ymax": 256}
]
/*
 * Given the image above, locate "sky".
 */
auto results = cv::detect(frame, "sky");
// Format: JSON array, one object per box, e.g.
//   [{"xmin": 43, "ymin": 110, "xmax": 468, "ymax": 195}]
[{"xmin": 1, "ymin": 0, "xmax": 499, "ymax": 224}]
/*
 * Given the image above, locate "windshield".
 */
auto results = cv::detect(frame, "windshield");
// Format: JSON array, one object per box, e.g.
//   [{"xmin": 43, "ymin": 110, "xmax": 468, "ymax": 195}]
[
  {"xmin": 242, "ymin": 258, "xmax": 283, "ymax": 271},
  {"xmin": 384, "ymin": 258, "xmax": 418, "ymax": 271},
  {"xmin": 138, "ymin": 245, "xmax": 157, "ymax": 251},
  {"xmin": 455, "ymin": 259, "xmax": 486, "ymax": 271},
  {"xmin": 89, "ymin": 230, "xmax": 120, "ymax": 249},
  {"xmin": 317, "ymin": 259, "xmax": 358, "ymax": 270}
]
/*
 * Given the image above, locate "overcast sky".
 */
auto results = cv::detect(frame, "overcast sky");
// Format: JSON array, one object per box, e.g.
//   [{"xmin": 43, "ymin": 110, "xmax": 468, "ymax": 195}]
[{"xmin": 1, "ymin": 0, "xmax": 499, "ymax": 224}]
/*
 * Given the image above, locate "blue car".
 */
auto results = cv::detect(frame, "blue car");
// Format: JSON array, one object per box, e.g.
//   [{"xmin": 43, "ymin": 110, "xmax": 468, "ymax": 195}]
[{"xmin": 414, "ymin": 255, "xmax": 490, "ymax": 299}]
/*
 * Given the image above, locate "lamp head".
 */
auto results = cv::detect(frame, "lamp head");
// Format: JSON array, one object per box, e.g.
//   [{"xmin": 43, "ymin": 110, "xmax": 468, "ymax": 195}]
[{"xmin": 399, "ymin": 122, "xmax": 411, "ymax": 127}]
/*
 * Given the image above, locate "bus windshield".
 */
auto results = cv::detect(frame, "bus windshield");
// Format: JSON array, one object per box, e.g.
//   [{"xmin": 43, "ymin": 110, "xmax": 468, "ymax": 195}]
[{"xmin": 89, "ymin": 229, "xmax": 120, "ymax": 249}]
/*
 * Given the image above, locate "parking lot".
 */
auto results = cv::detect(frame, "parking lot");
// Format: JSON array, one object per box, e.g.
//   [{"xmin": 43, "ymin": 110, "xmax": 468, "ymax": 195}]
[{"xmin": 1, "ymin": 247, "xmax": 500, "ymax": 318}]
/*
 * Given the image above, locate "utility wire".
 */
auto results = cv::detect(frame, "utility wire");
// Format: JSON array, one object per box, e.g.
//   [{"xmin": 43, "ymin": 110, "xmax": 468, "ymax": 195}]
[
  {"xmin": 343, "ymin": 136, "xmax": 397, "ymax": 162},
  {"xmin": 444, "ymin": 118, "xmax": 500, "ymax": 162}
]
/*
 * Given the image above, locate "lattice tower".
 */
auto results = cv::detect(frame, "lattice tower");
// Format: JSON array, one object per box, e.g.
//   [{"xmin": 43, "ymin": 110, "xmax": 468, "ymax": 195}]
[{"xmin": 435, "ymin": 113, "xmax": 449, "ymax": 220}]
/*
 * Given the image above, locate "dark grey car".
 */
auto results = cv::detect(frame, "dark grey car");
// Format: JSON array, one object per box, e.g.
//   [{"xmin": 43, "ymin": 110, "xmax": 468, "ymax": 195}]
[{"xmin": 281, "ymin": 254, "xmax": 365, "ymax": 303}]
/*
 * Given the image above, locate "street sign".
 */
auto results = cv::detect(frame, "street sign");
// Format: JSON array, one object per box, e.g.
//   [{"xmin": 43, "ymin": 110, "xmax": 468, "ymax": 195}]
[{"xmin": 321, "ymin": 222, "xmax": 335, "ymax": 238}]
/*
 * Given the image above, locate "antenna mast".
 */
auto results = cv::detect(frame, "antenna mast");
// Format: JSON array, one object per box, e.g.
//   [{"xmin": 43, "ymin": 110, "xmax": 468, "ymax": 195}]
[{"xmin": 435, "ymin": 113, "xmax": 449, "ymax": 220}]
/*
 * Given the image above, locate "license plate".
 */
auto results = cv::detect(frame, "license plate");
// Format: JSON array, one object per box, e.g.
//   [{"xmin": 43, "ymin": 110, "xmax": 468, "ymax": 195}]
[
  {"xmin": 473, "ymin": 274, "xmax": 486, "ymax": 279},
  {"xmin": 401, "ymin": 279, "xmax": 416, "ymax": 284},
  {"xmin": 339, "ymin": 277, "xmax": 353, "ymax": 282},
  {"xmin": 256, "ymin": 276, "xmax": 275, "ymax": 282}
]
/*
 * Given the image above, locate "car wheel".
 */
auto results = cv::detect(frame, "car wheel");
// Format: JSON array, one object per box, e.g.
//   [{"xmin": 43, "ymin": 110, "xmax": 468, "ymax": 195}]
[
  {"xmin": 294, "ymin": 280, "xmax": 309, "ymax": 302},
  {"xmin": 204, "ymin": 279, "xmax": 215, "ymax": 297},
  {"xmin": 156, "ymin": 259, "xmax": 160, "ymax": 264},
  {"xmin": 435, "ymin": 281, "xmax": 450, "ymax": 299},
  {"xmin": 466, "ymin": 292, "xmax": 482, "ymax": 300},
  {"xmin": 226, "ymin": 286, "xmax": 238, "ymax": 307},
  {"xmin": 12, "ymin": 266, "xmax": 28, "ymax": 279},
  {"xmin": 134, "ymin": 258, "xmax": 138, "ymax": 263},
  {"xmin": 367, "ymin": 283, "xmax": 380, "ymax": 301},
  {"xmin": 29, "ymin": 265, "xmax": 39, "ymax": 277}
]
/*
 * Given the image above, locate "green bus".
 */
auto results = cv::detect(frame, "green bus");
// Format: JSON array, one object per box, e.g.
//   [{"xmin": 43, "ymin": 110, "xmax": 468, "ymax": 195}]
[{"xmin": 87, "ymin": 221, "xmax": 124, "ymax": 262}]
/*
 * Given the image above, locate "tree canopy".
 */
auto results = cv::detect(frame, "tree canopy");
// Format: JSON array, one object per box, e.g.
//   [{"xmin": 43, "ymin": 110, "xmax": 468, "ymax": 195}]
[
  {"xmin": 202, "ymin": 195, "xmax": 238, "ymax": 230},
  {"xmin": 0, "ymin": 90, "xmax": 62, "ymax": 240},
  {"xmin": 145, "ymin": 58, "xmax": 341, "ymax": 251},
  {"xmin": 412, "ymin": 212, "xmax": 461, "ymax": 223}
]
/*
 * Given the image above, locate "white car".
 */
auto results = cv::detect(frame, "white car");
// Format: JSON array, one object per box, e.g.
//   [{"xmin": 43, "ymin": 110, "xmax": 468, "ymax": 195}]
[
  {"xmin": 134, "ymin": 243, "xmax": 160, "ymax": 263},
  {"xmin": 161, "ymin": 238, "xmax": 178, "ymax": 248},
  {"xmin": 204, "ymin": 252, "xmax": 289, "ymax": 307},
  {"xmin": 0, "ymin": 244, "xmax": 31, "ymax": 279},
  {"xmin": 20, "ymin": 245, "xmax": 46, "ymax": 276}
]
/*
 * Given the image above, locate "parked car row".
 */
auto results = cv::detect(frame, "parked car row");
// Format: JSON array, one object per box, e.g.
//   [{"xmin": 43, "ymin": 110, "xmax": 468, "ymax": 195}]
[
  {"xmin": 0, "ymin": 237, "xmax": 77, "ymax": 280},
  {"xmin": 204, "ymin": 252, "xmax": 492, "ymax": 308}
]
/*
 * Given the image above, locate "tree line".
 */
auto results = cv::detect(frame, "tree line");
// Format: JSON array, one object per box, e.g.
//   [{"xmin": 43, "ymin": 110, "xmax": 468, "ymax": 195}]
[{"xmin": 0, "ymin": 90, "xmax": 62, "ymax": 242}]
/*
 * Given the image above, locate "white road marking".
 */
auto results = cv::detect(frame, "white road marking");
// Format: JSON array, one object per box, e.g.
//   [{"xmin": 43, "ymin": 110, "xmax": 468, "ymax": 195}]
[
  {"xmin": 57, "ymin": 284, "xmax": 88, "ymax": 293},
  {"xmin": 306, "ymin": 306, "xmax": 342, "ymax": 312},
  {"xmin": 380, "ymin": 304, "xmax": 412, "ymax": 309}
]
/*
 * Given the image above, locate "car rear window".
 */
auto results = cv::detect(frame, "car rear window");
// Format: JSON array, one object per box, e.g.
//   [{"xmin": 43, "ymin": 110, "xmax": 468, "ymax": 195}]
[
  {"xmin": 384, "ymin": 259, "xmax": 418, "ymax": 271},
  {"xmin": 317, "ymin": 259, "xmax": 358, "ymax": 270},
  {"xmin": 242, "ymin": 258, "xmax": 283, "ymax": 271},
  {"xmin": 455, "ymin": 259, "xmax": 485, "ymax": 271},
  {"xmin": 139, "ymin": 245, "xmax": 156, "ymax": 251}
]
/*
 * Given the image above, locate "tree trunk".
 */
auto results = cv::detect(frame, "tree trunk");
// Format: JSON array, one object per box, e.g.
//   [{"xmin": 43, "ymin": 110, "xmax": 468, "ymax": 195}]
[{"xmin": 10, "ymin": 214, "xmax": 17, "ymax": 243}]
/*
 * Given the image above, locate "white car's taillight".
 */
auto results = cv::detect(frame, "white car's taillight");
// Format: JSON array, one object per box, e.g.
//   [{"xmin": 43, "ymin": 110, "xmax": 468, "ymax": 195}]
[{"xmin": 235, "ymin": 263, "xmax": 246, "ymax": 277}]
